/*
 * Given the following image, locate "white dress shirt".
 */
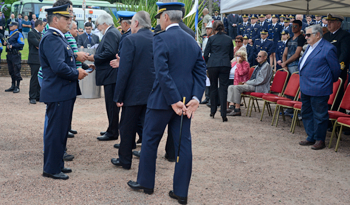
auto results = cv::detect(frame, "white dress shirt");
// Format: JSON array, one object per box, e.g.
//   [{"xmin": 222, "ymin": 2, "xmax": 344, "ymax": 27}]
[
  {"xmin": 49, "ymin": 27, "xmax": 65, "ymax": 38},
  {"xmin": 299, "ymin": 38, "xmax": 322, "ymax": 70},
  {"xmin": 166, "ymin": 23, "xmax": 179, "ymax": 31}
]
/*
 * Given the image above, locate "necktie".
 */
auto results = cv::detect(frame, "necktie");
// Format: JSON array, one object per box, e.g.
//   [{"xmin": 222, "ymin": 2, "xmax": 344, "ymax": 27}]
[{"xmin": 88, "ymin": 34, "xmax": 91, "ymax": 43}]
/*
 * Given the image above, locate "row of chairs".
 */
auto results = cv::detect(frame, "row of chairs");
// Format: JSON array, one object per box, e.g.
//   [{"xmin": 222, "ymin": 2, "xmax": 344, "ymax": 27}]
[{"xmin": 241, "ymin": 68, "xmax": 350, "ymax": 152}]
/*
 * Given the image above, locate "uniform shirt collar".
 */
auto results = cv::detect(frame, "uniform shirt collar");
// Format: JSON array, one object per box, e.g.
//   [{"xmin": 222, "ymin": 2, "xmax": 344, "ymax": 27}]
[
  {"xmin": 105, "ymin": 25, "xmax": 112, "ymax": 33},
  {"xmin": 166, "ymin": 23, "xmax": 179, "ymax": 31},
  {"xmin": 251, "ymin": 23, "xmax": 256, "ymax": 26},
  {"xmin": 332, "ymin": 28, "xmax": 340, "ymax": 34},
  {"xmin": 49, "ymin": 27, "xmax": 65, "ymax": 38},
  {"xmin": 272, "ymin": 23, "xmax": 276, "ymax": 26}
]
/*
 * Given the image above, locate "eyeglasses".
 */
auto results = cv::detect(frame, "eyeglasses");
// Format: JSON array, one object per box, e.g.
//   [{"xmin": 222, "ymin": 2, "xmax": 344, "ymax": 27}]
[
  {"xmin": 305, "ymin": 32, "xmax": 316, "ymax": 37},
  {"xmin": 257, "ymin": 55, "xmax": 263, "ymax": 58}
]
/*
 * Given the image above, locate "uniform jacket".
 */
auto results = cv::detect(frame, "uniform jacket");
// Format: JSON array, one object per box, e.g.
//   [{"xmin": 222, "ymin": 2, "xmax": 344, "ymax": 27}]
[
  {"xmin": 245, "ymin": 44, "xmax": 255, "ymax": 65},
  {"xmin": 268, "ymin": 23, "xmax": 283, "ymax": 44},
  {"xmin": 6, "ymin": 29, "xmax": 24, "ymax": 52},
  {"xmin": 204, "ymin": 32, "xmax": 234, "ymax": 68},
  {"xmin": 113, "ymin": 28, "xmax": 155, "ymax": 106},
  {"xmin": 246, "ymin": 61, "xmax": 272, "ymax": 93},
  {"xmin": 275, "ymin": 40, "xmax": 286, "ymax": 70},
  {"xmin": 27, "ymin": 29, "xmax": 41, "ymax": 65},
  {"xmin": 94, "ymin": 26, "xmax": 121, "ymax": 86},
  {"xmin": 259, "ymin": 21, "xmax": 270, "ymax": 31},
  {"xmin": 154, "ymin": 21, "xmax": 195, "ymax": 39},
  {"xmin": 147, "ymin": 25, "xmax": 206, "ymax": 109},
  {"xmin": 39, "ymin": 29, "xmax": 79, "ymax": 102},
  {"xmin": 237, "ymin": 22, "xmax": 250, "ymax": 36},
  {"xmin": 118, "ymin": 29, "xmax": 131, "ymax": 56},
  {"xmin": 77, "ymin": 32, "xmax": 99, "ymax": 48},
  {"xmin": 299, "ymin": 38, "xmax": 341, "ymax": 96},
  {"xmin": 246, "ymin": 23, "xmax": 261, "ymax": 42},
  {"xmin": 253, "ymin": 38, "xmax": 274, "ymax": 57}
]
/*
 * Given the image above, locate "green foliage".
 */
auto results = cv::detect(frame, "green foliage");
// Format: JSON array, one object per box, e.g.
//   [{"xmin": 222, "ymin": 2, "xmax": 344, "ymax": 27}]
[{"xmin": 1, "ymin": 39, "xmax": 29, "ymax": 60}]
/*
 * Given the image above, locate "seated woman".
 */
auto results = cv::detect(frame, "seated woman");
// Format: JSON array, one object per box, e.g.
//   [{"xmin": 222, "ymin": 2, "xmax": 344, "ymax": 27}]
[{"xmin": 227, "ymin": 50, "xmax": 250, "ymax": 112}]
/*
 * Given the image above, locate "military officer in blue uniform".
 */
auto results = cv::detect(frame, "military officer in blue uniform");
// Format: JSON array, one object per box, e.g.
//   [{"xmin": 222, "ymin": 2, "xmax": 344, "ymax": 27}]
[
  {"xmin": 283, "ymin": 18, "xmax": 293, "ymax": 38},
  {"xmin": 253, "ymin": 29, "xmax": 274, "ymax": 66},
  {"xmin": 117, "ymin": 11, "xmax": 136, "ymax": 56},
  {"xmin": 237, "ymin": 14, "xmax": 250, "ymax": 36},
  {"xmin": 4, "ymin": 22, "xmax": 24, "ymax": 93},
  {"xmin": 243, "ymin": 34, "xmax": 255, "ymax": 65},
  {"xmin": 268, "ymin": 14, "xmax": 283, "ymax": 46},
  {"xmin": 259, "ymin": 14, "xmax": 270, "ymax": 31},
  {"xmin": 275, "ymin": 30, "xmax": 289, "ymax": 71},
  {"xmin": 314, "ymin": 15, "xmax": 322, "ymax": 25},
  {"xmin": 279, "ymin": 14, "xmax": 286, "ymax": 26},
  {"xmin": 39, "ymin": 4, "xmax": 88, "ymax": 180},
  {"xmin": 246, "ymin": 14, "xmax": 260, "ymax": 43},
  {"xmin": 127, "ymin": 2, "xmax": 206, "ymax": 204}
]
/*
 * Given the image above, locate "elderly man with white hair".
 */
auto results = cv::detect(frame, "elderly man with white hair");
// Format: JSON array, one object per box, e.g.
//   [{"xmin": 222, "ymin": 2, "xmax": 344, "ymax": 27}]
[{"xmin": 87, "ymin": 13, "xmax": 122, "ymax": 141}]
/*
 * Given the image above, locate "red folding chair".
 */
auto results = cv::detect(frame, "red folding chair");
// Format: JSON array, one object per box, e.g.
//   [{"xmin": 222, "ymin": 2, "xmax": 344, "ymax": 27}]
[
  {"xmin": 261, "ymin": 73, "xmax": 300, "ymax": 122},
  {"xmin": 274, "ymin": 92, "xmax": 301, "ymax": 127},
  {"xmin": 246, "ymin": 70, "xmax": 289, "ymax": 117},
  {"xmin": 331, "ymin": 117, "xmax": 350, "ymax": 152},
  {"xmin": 241, "ymin": 67, "xmax": 256, "ymax": 108}
]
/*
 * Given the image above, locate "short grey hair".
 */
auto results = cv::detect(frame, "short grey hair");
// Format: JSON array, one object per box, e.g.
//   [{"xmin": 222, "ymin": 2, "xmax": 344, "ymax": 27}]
[
  {"xmin": 306, "ymin": 24, "xmax": 323, "ymax": 37},
  {"xmin": 47, "ymin": 14, "xmax": 61, "ymax": 25},
  {"xmin": 121, "ymin": 20, "xmax": 131, "ymax": 25},
  {"xmin": 69, "ymin": 20, "xmax": 76, "ymax": 29},
  {"xmin": 259, "ymin": 50, "xmax": 268, "ymax": 57},
  {"xmin": 163, "ymin": 10, "xmax": 182, "ymax": 23},
  {"xmin": 96, "ymin": 13, "xmax": 114, "ymax": 26},
  {"xmin": 133, "ymin": 11, "xmax": 151, "ymax": 29}
]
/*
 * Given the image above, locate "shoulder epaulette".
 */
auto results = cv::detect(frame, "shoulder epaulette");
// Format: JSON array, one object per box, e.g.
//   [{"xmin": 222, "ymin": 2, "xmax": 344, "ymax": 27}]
[
  {"xmin": 52, "ymin": 32, "xmax": 60, "ymax": 36},
  {"xmin": 268, "ymin": 39, "xmax": 273, "ymax": 41},
  {"xmin": 154, "ymin": 30, "xmax": 166, "ymax": 36}
]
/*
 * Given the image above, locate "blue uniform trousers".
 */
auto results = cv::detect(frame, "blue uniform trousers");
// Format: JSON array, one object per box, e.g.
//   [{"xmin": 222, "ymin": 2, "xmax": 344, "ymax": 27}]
[
  {"xmin": 165, "ymin": 129, "xmax": 175, "ymax": 159},
  {"xmin": 301, "ymin": 93, "xmax": 329, "ymax": 142},
  {"xmin": 43, "ymin": 98, "xmax": 75, "ymax": 174},
  {"xmin": 119, "ymin": 105, "xmax": 146, "ymax": 166},
  {"xmin": 137, "ymin": 108, "xmax": 192, "ymax": 197},
  {"xmin": 6, "ymin": 53, "xmax": 22, "ymax": 81}
]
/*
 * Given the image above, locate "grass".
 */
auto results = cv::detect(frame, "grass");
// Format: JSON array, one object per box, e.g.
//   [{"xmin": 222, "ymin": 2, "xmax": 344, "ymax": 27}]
[{"xmin": 1, "ymin": 39, "xmax": 29, "ymax": 61}]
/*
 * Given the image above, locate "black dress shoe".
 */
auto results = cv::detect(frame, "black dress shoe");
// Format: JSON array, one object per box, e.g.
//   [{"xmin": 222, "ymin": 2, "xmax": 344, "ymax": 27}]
[
  {"xmin": 114, "ymin": 143, "xmax": 136, "ymax": 149},
  {"xmin": 132, "ymin": 150, "xmax": 141, "ymax": 158},
  {"xmin": 222, "ymin": 117, "xmax": 228, "ymax": 122},
  {"xmin": 111, "ymin": 158, "xmax": 131, "ymax": 170},
  {"xmin": 42, "ymin": 172, "xmax": 69, "ymax": 180},
  {"xmin": 67, "ymin": 132, "xmax": 75, "ymax": 138},
  {"xmin": 200, "ymin": 99, "xmax": 209, "ymax": 104},
  {"xmin": 69, "ymin": 129, "xmax": 78, "ymax": 134},
  {"xmin": 97, "ymin": 134, "xmax": 118, "ymax": 141},
  {"xmin": 100, "ymin": 131, "xmax": 106, "ymax": 135},
  {"xmin": 36, "ymin": 98, "xmax": 40, "ymax": 101},
  {"xmin": 165, "ymin": 153, "xmax": 175, "ymax": 162},
  {"xmin": 127, "ymin": 180, "xmax": 154, "ymax": 194},
  {"xmin": 29, "ymin": 99, "xmax": 36, "ymax": 104},
  {"xmin": 169, "ymin": 190, "xmax": 188, "ymax": 204},
  {"xmin": 61, "ymin": 167, "xmax": 72, "ymax": 173},
  {"xmin": 13, "ymin": 87, "xmax": 20, "ymax": 93},
  {"xmin": 63, "ymin": 153, "xmax": 74, "ymax": 161}
]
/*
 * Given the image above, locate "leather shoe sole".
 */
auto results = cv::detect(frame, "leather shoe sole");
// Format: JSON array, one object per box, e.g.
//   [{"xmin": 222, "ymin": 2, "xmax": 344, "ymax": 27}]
[
  {"xmin": 67, "ymin": 132, "xmax": 75, "ymax": 138},
  {"xmin": 111, "ymin": 158, "xmax": 131, "ymax": 170},
  {"xmin": 311, "ymin": 141, "xmax": 326, "ymax": 150},
  {"xmin": 29, "ymin": 99, "xmax": 36, "ymax": 104},
  {"xmin": 69, "ymin": 129, "xmax": 78, "ymax": 134},
  {"xmin": 169, "ymin": 190, "xmax": 188, "ymax": 204},
  {"xmin": 61, "ymin": 167, "xmax": 72, "ymax": 173},
  {"xmin": 299, "ymin": 141, "xmax": 315, "ymax": 146},
  {"xmin": 127, "ymin": 180, "xmax": 154, "ymax": 194},
  {"xmin": 42, "ymin": 172, "xmax": 69, "ymax": 180},
  {"xmin": 165, "ymin": 154, "xmax": 175, "ymax": 162}
]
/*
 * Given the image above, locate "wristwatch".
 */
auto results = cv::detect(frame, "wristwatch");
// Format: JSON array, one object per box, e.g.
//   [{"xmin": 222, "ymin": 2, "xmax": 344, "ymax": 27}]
[{"xmin": 74, "ymin": 53, "xmax": 78, "ymax": 59}]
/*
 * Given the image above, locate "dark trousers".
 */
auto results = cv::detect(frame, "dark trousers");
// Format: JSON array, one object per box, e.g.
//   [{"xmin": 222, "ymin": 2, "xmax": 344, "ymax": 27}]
[
  {"xmin": 29, "ymin": 64, "xmax": 40, "ymax": 100},
  {"xmin": 44, "ymin": 98, "xmax": 75, "ymax": 174},
  {"xmin": 165, "ymin": 127, "xmax": 175, "ymax": 160},
  {"xmin": 228, "ymin": 26, "xmax": 237, "ymax": 39},
  {"xmin": 208, "ymin": 66, "xmax": 230, "ymax": 117},
  {"xmin": 119, "ymin": 105, "xmax": 146, "ymax": 166},
  {"xmin": 6, "ymin": 53, "xmax": 22, "ymax": 81},
  {"xmin": 301, "ymin": 93, "xmax": 329, "ymax": 142},
  {"xmin": 137, "ymin": 108, "xmax": 192, "ymax": 198},
  {"xmin": 104, "ymin": 83, "xmax": 119, "ymax": 138}
]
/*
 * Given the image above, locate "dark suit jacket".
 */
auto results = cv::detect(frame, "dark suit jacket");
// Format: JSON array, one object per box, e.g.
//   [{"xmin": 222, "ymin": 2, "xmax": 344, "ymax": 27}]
[
  {"xmin": 298, "ymin": 38, "xmax": 341, "ymax": 96},
  {"xmin": 227, "ymin": 14, "xmax": 241, "ymax": 27},
  {"xmin": 204, "ymin": 32, "xmax": 234, "ymax": 68},
  {"xmin": 77, "ymin": 32, "xmax": 99, "ymax": 48},
  {"xmin": 39, "ymin": 29, "xmax": 79, "ymax": 102},
  {"xmin": 113, "ymin": 28, "xmax": 155, "ymax": 106},
  {"xmin": 147, "ymin": 25, "xmax": 206, "ymax": 109},
  {"xmin": 27, "ymin": 29, "xmax": 41, "ymax": 65},
  {"xmin": 94, "ymin": 26, "xmax": 121, "ymax": 86}
]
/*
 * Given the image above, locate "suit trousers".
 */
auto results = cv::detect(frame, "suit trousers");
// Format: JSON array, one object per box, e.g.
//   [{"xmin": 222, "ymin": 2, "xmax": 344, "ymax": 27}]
[
  {"xmin": 227, "ymin": 84, "xmax": 255, "ymax": 104},
  {"xmin": 301, "ymin": 93, "xmax": 329, "ymax": 142},
  {"xmin": 6, "ymin": 53, "xmax": 22, "ymax": 81},
  {"xmin": 137, "ymin": 108, "xmax": 192, "ymax": 198},
  {"xmin": 208, "ymin": 66, "xmax": 230, "ymax": 117},
  {"xmin": 119, "ymin": 105, "xmax": 146, "ymax": 166},
  {"xmin": 29, "ymin": 64, "xmax": 41, "ymax": 100},
  {"xmin": 228, "ymin": 25, "xmax": 238, "ymax": 39},
  {"xmin": 44, "ymin": 98, "xmax": 75, "ymax": 174},
  {"xmin": 104, "ymin": 84, "xmax": 120, "ymax": 138},
  {"xmin": 165, "ymin": 127, "xmax": 175, "ymax": 160}
]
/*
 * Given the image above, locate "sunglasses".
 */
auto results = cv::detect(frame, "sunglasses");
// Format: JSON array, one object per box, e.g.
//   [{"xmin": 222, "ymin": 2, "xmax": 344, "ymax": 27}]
[
  {"xmin": 235, "ymin": 40, "xmax": 242, "ymax": 43},
  {"xmin": 305, "ymin": 32, "xmax": 316, "ymax": 37},
  {"xmin": 257, "ymin": 55, "xmax": 263, "ymax": 58}
]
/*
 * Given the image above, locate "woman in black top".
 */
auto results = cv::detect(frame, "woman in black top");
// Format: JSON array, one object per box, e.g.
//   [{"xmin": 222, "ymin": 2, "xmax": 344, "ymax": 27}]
[{"xmin": 204, "ymin": 20, "xmax": 234, "ymax": 122}]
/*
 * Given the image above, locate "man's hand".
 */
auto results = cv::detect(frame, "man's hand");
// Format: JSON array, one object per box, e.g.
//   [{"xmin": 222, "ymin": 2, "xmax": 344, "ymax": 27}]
[
  {"xmin": 233, "ymin": 24, "xmax": 237, "ymax": 27},
  {"xmin": 171, "ymin": 101, "xmax": 187, "ymax": 116},
  {"xmin": 110, "ymin": 54, "xmax": 120, "ymax": 68},
  {"xmin": 116, "ymin": 102, "xmax": 123, "ymax": 107},
  {"xmin": 77, "ymin": 68, "xmax": 88, "ymax": 80},
  {"xmin": 88, "ymin": 64, "xmax": 95, "ymax": 73},
  {"xmin": 87, "ymin": 54, "xmax": 94, "ymax": 62},
  {"xmin": 277, "ymin": 60, "xmax": 282, "ymax": 66},
  {"xmin": 76, "ymin": 52, "xmax": 89, "ymax": 62},
  {"xmin": 238, "ymin": 57, "xmax": 243, "ymax": 64},
  {"xmin": 281, "ymin": 62, "xmax": 287, "ymax": 68},
  {"xmin": 0, "ymin": 26, "xmax": 3, "ymax": 29},
  {"xmin": 117, "ymin": 26, "xmax": 122, "ymax": 30},
  {"xmin": 185, "ymin": 99, "xmax": 199, "ymax": 119}
]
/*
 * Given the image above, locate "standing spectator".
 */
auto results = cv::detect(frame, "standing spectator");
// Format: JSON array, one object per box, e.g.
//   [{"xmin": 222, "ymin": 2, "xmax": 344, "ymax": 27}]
[
  {"xmin": 275, "ymin": 30, "xmax": 289, "ymax": 71},
  {"xmin": 259, "ymin": 14, "xmax": 270, "ymax": 31},
  {"xmin": 242, "ymin": 35, "xmax": 254, "ymax": 64},
  {"xmin": 298, "ymin": 24, "xmax": 341, "ymax": 150},
  {"xmin": 253, "ymin": 30, "xmax": 274, "ymax": 66},
  {"xmin": 204, "ymin": 20, "xmax": 233, "ymax": 122},
  {"xmin": 31, "ymin": 14, "xmax": 37, "ymax": 30},
  {"xmin": 201, "ymin": 21, "xmax": 213, "ymax": 105},
  {"xmin": 17, "ymin": 14, "xmax": 23, "ymax": 32},
  {"xmin": 201, "ymin": 8, "xmax": 212, "ymax": 37},
  {"xmin": 85, "ymin": 17, "xmax": 95, "ymax": 29},
  {"xmin": 22, "ymin": 15, "xmax": 31, "ymax": 39},
  {"xmin": 227, "ymin": 13, "xmax": 241, "ymax": 39},
  {"xmin": 28, "ymin": 12, "xmax": 33, "ymax": 21},
  {"xmin": 77, "ymin": 22, "xmax": 99, "ymax": 48},
  {"xmin": 6, "ymin": 14, "xmax": 17, "ymax": 32},
  {"xmin": 237, "ymin": 14, "xmax": 250, "ymax": 36},
  {"xmin": 246, "ymin": 14, "xmax": 260, "ymax": 43},
  {"xmin": 28, "ymin": 20, "xmax": 44, "ymax": 104},
  {"xmin": 213, "ymin": 11, "xmax": 221, "ymax": 20},
  {"xmin": 223, "ymin": 13, "xmax": 228, "ymax": 33},
  {"xmin": 0, "ymin": 11, "xmax": 6, "ymax": 36}
]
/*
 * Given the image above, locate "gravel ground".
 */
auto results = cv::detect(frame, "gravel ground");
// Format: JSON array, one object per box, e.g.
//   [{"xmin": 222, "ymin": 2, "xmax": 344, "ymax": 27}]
[{"xmin": 1, "ymin": 77, "xmax": 350, "ymax": 205}]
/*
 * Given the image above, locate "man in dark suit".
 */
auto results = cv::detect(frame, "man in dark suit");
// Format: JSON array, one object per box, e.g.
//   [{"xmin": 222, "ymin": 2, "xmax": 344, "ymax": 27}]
[
  {"xmin": 40, "ymin": 5, "xmax": 88, "ymax": 180},
  {"xmin": 298, "ymin": 24, "xmax": 341, "ymax": 150},
  {"xmin": 77, "ymin": 22, "xmax": 99, "ymax": 48},
  {"xmin": 227, "ymin": 13, "xmax": 241, "ymax": 39},
  {"xmin": 87, "ymin": 13, "xmax": 121, "ymax": 141},
  {"xmin": 110, "ymin": 11, "xmax": 155, "ymax": 170},
  {"xmin": 323, "ymin": 13, "xmax": 350, "ymax": 111},
  {"xmin": 28, "ymin": 20, "xmax": 44, "ymax": 104},
  {"xmin": 127, "ymin": 2, "xmax": 206, "ymax": 204}
]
